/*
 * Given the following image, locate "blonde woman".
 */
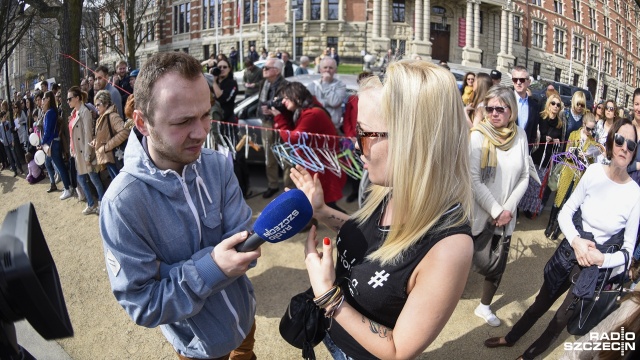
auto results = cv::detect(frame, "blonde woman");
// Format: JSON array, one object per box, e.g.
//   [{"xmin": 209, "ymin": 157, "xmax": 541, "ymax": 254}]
[
  {"xmin": 92, "ymin": 90, "xmax": 130, "ymax": 180},
  {"xmin": 470, "ymin": 86, "xmax": 529, "ymax": 326},
  {"xmin": 68, "ymin": 85, "xmax": 105, "ymax": 215},
  {"xmin": 290, "ymin": 60, "xmax": 473, "ymax": 359},
  {"xmin": 562, "ymin": 91, "xmax": 589, "ymax": 140},
  {"xmin": 461, "ymin": 72, "xmax": 475, "ymax": 105},
  {"xmin": 521, "ymin": 94, "xmax": 565, "ymax": 217}
]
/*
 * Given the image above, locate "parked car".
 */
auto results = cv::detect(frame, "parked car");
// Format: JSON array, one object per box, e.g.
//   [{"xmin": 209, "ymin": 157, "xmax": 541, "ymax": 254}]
[
  {"xmin": 449, "ymin": 69, "xmax": 466, "ymax": 91},
  {"xmin": 234, "ymin": 60, "xmax": 305, "ymax": 92},
  {"xmin": 231, "ymin": 73, "xmax": 359, "ymax": 163},
  {"xmin": 530, "ymin": 80, "xmax": 594, "ymax": 110}
]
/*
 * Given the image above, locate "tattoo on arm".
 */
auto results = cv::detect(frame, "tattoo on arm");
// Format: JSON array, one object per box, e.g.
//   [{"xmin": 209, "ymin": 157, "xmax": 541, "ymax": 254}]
[
  {"xmin": 328, "ymin": 214, "xmax": 346, "ymax": 231},
  {"xmin": 362, "ymin": 316, "xmax": 393, "ymax": 341}
]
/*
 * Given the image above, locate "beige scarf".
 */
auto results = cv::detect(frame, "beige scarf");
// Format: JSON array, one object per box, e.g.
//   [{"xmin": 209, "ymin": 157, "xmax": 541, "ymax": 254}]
[{"xmin": 471, "ymin": 118, "xmax": 518, "ymax": 182}]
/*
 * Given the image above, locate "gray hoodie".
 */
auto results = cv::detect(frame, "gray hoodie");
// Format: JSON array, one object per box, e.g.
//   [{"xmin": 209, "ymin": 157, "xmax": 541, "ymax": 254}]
[{"xmin": 100, "ymin": 130, "xmax": 255, "ymax": 358}]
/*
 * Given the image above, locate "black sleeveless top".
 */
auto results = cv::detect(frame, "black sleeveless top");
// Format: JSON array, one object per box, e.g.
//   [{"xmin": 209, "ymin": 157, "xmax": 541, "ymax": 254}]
[{"xmin": 328, "ymin": 201, "xmax": 471, "ymax": 359}]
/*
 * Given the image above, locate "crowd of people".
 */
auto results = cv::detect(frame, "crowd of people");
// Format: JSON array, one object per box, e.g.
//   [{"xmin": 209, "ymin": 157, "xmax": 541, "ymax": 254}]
[
  {"xmin": 4, "ymin": 46, "xmax": 640, "ymax": 359},
  {"xmin": 0, "ymin": 63, "xmax": 135, "ymax": 216}
]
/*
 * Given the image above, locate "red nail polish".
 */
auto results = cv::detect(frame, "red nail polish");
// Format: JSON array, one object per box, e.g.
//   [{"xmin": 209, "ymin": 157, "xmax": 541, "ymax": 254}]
[{"xmin": 323, "ymin": 237, "xmax": 331, "ymax": 246}]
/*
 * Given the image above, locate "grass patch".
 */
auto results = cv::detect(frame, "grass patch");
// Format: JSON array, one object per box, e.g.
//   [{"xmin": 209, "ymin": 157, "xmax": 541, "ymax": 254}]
[{"xmin": 337, "ymin": 64, "xmax": 364, "ymax": 75}]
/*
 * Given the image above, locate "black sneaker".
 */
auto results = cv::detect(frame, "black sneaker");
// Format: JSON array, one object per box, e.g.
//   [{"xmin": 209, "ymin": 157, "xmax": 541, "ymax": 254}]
[{"xmin": 46, "ymin": 184, "xmax": 58, "ymax": 193}]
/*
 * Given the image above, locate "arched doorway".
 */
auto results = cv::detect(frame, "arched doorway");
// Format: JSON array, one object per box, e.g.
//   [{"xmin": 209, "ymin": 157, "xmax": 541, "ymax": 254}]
[{"xmin": 587, "ymin": 78, "xmax": 597, "ymax": 100}]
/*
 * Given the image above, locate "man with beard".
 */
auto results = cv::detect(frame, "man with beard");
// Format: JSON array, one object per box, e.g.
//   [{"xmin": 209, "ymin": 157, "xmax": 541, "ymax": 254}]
[
  {"xmin": 100, "ymin": 52, "xmax": 260, "ymax": 360},
  {"xmin": 94, "ymin": 65, "xmax": 123, "ymax": 118},
  {"xmin": 114, "ymin": 60, "xmax": 133, "ymax": 106}
]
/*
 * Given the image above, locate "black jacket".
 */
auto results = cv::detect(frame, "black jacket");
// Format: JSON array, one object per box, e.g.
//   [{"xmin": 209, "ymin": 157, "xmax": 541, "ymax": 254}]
[{"xmin": 516, "ymin": 94, "xmax": 541, "ymax": 152}]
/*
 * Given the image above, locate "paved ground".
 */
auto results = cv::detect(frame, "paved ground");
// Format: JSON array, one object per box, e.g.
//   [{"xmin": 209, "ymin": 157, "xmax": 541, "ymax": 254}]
[{"xmin": 2, "ymin": 167, "xmax": 576, "ymax": 359}]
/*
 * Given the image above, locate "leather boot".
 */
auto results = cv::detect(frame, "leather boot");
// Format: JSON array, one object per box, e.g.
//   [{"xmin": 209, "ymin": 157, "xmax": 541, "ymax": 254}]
[
  {"xmin": 545, "ymin": 206, "xmax": 560, "ymax": 238},
  {"xmin": 46, "ymin": 183, "xmax": 58, "ymax": 193}
]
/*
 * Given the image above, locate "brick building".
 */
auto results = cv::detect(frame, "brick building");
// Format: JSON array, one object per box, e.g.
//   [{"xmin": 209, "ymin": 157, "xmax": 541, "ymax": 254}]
[{"xmin": 98, "ymin": 0, "xmax": 640, "ymax": 107}]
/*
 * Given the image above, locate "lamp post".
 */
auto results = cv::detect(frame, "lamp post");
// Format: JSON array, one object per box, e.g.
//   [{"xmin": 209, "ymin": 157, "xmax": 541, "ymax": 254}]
[{"xmin": 292, "ymin": 3, "xmax": 298, "ymax": 61}]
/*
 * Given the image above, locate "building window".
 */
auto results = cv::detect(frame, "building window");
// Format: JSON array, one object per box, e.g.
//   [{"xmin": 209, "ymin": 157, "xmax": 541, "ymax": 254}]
[
  {"xmin": 202, "ymin": 0, "xmax": 222, "ymax": 30},
  {"xmin": 295, "ymin": 37, "xmax": 303, "ymax": 58},
  {"xmin": 554, "ymin": 0, "xmax": 563, "ymax": 14},
  {"xmin": 530, "ymin": 0, "xmax": 541, "ymax": 6},
  {"xmin": 572, "ymin": 0, "xmax": 581, "ymax": 22},
  {"xmin": 310, "ymin": 0, "xmax": 321, "ymax": 20},
  {"xmin": 294, "ymin": 0, "xmax": 303, "ymax": 21},
  {"xmin": 328, "ymin": 0, "xmax": 339, "ymax": 20},
  {"xmin": 589, "ymin": 8, "xmax": 596, "ymax": 29},
  {"xmin": 533, "ymin": 62, "xmax": 541, "ymax": 79},
  {"xmin": 513, "ymin": 15, "xmax": 521, "ymax": 42},
  {"xmin": 244, "ymin": 0, "xmax": 260, "ymax": 24},
  {"xmin": 602, "ymin": 84, "xmax": 608, "ymax": 99},
  {"xmin": 604, "ymin": 17, "xmax": 610, "ymax": 38},
  {"xmin": 174, "ymin": 2, "xmax": 191, "ymax": 34},
  {"xmin": 392, "ymin": 0, "xmax": 405, "ymax": 22},
  {"xmin": 636, "ymin": 69, "xmax": 640, "ymax": 88},
  {"xmin": 627, "ymin": 62, "xmax": 633, "ymax": 85},
  {"xmin": 555, "ymin": 68, "xmax": 562, "ymax": 82},
  {"xmin": 626, "ymin": 29, "xmax": 631, "ymax": 51},
  {"xmin": 616, "ymin": 22, "xmax": 622, "ymax": 44},
  {"xmin": 532, "ymin": 21, "xmax": 544, "ymax": 48},
  {"xmin": 554, "ymin": 28, "xmax": 566, "ymax": 56},
  {"xmin": 573, "ymin": 36, "xmax": 583, "ymax": 62},
  {"xmin": 573, "ymin": 73, "xmax": 579, "ymax": 86},
  {"xmin": 28, "ymin": 29, "xmax": 33, "ymax": 48},
  {"xmin": 604, "ymin": 50, "xmax": 612, "ymax": 74},
  {"xmin": 589, "ymin": 43, "xmax": 598, "ymax": 67},
  {"xmin": 327, "ymin": 37, "xmax": 338, "ymax": 50},
  {"xmin": 146, "ymin": 22, "xmax": 155, "ymax": 41},
  {"xmin": 480, "ymin": 11, "xmax": 484, "ymax": 34},
  {"xmin": 27, "ymin": 52, "xmax": 34, "ymax": 68},
  {"xmin": 613, "ymin": 0, "xmax": 619, "ymax": 12},
  {"xmin": 616, "ymin": 57, "xmax": 623, "ymax": 78}
]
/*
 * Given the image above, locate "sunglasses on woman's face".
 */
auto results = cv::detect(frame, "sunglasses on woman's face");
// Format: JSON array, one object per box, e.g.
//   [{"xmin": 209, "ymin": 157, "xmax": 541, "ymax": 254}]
[
  {"xmin": 485, "ymin": 106, "xmax": 509, "ymax": 114},
  {"xmin": 606, "ymin": 106, "xmax": 615, "ymax": 111},
  {"xmin": 549, "ymin": 101, "xmax": 560, "ymax": 107},
  {"xmin": 614, "ymin": 133, "xmax": 637, "ymax": 152},
  {"xmin": 597, "ymin": 105, "xmax": 603, "ymax": 110},
  {"xmin": 356, "ymin": 124, "xmax": 388, "ymax": 157}
]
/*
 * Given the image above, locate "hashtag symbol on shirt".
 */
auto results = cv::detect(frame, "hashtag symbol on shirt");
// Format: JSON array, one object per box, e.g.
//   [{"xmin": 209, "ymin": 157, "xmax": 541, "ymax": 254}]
[{"xmin": 368, "ymin": 270, "xmax": 390, "ymax": 288}]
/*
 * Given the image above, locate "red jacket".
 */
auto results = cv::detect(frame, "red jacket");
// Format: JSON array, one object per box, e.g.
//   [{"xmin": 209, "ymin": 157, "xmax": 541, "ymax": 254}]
[
  {"xmin": 342, "ymin": 95, "xmax": 358, "ymax": 138},
  {"xmin": 274, "ymin": 105, "xmax": 347, "ymax": 203}
]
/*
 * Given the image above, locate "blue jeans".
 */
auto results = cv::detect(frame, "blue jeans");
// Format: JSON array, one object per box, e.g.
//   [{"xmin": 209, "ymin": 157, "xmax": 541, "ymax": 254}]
[
  {"xmin": 77, "ymin": 171, "xmax": 105, "ymax": 208},
  {"xmin": 44, "ymin": 140, "xmax": 71, "ymax": 189},
  {"xmin": 106, "ymin": 162, "xmax": 119, "ymax": 180},
  {"xmin": 323, "ymin": 334, "xmax": 355, "ymax": 360}
]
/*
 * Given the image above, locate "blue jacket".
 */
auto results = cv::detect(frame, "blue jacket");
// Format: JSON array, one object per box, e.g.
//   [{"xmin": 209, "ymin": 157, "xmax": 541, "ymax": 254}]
[
  {"xmin": 41, "ymin": 108, "xmax": 58, "ymax": 146},
  {"xmin": 100, "ymin": 130, "xmax": 255, "ymax": 358}
]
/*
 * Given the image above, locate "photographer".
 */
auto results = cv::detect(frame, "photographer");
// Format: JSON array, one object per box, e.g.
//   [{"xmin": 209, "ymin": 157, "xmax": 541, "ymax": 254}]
[
  {"xmin": 0, "ymin": 100, "xmax": 25, "ymax": 176},
  {"xmin": 259, "ymin": 58, "xmax": 289, "ymax": 198},
  {"xmin": 210, "ymin": 58, "xmax": 237, "ymax": 123}
]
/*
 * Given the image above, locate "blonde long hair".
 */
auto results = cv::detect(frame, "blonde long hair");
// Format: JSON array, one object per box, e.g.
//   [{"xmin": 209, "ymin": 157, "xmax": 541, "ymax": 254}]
[{"xmin": 354, "ymin": 60, "xmax": 472, "ymax": 265}]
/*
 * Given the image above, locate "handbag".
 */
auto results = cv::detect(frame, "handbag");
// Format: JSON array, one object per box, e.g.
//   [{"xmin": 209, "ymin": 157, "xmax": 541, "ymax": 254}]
[
  {"xmin": 547, "ymin": 161, "xmax": 563, "ymax": 192},
  {"xmin": 279, "ymin": 287, "xmax": 327, "ymax": 360},
  {"xmin": 472, "ymin": 225, "xmax": 510, "ymax": 278},
  {"xmin": 105, "ymin": 113, "xmax": 127, "ymax": 169},
  {"xmin": 566, "ymin": 250, "xmax": 630, "ymax": 336}
]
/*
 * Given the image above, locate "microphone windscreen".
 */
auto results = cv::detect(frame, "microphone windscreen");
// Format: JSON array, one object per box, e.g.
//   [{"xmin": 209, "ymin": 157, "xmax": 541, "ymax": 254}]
[{"xmin": 253, "ymin": 189, "xmax": 313, "ymax": 243}]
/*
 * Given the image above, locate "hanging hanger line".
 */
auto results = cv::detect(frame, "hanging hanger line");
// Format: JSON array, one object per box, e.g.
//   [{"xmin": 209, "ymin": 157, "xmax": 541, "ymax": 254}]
[{"xmin": 211, "ymin": 119, "xmax": 355, "ymax": 142}]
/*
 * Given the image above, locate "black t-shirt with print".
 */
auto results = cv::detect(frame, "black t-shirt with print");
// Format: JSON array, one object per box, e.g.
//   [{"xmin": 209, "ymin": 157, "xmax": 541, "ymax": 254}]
[{"xmin": 328, "ymin": 201, "xmax": 471, "ymax": 359}]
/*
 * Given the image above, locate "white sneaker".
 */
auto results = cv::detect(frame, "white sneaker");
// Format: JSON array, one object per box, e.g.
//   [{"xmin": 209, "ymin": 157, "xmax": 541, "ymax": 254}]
[
  {"xmin": 82, "ymin": 205, "xmax": 98, "ymax": 215},
  {"xmin": 77, "ymin": 187, "xmax": 86, "ymax": 202},
  {"xmin": 474, "ymin": 304, "xmax": 501, "ymax": 327},
  {"xmin": 60, "ymin": 189, "xmax": 73, "ymax": 200}
]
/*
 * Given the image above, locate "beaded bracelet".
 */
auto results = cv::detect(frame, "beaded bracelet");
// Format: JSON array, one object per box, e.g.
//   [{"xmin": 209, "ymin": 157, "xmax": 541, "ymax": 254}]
[{"xmin": 324, "ymin": 294, "xmax": 345, "ymax": 318}]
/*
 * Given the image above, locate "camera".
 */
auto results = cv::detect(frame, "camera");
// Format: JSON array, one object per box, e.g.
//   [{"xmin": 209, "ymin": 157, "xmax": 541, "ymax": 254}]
[
  {"xmin": 264, "ymin": 98, "xmax": 286, "ymax": 112},
  {"xmin": 210, "ymin": 67, "xmax": 221, "ymax": 77}
]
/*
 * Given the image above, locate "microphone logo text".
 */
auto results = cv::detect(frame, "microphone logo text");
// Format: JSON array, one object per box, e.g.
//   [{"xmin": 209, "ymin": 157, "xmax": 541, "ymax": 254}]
[{"xmin": 262, "ymin": 210, "xmax": 300, "ymax": 240}]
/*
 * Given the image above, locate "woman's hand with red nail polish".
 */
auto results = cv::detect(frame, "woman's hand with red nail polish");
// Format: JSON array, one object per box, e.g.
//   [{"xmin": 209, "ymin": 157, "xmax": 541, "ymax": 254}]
[{"xmin": 304, "ymin": 226, "xmax": 336, "ymax": 296}]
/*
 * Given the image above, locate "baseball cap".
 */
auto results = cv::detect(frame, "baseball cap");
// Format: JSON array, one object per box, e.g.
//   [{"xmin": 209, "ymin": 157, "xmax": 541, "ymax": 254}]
[
  {"xmin": 490, "ymin": 70, "xmax": 502, "ymax": 80},
  {"xmin": 130, "ymin": 69, "xmax": 139, "ymax": 77}
]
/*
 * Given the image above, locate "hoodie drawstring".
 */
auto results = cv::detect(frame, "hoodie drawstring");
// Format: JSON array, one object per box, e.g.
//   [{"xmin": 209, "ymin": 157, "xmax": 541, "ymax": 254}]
[{"xmin": 192, "ymin": 164, "xmax": 213, "ymax": 218}]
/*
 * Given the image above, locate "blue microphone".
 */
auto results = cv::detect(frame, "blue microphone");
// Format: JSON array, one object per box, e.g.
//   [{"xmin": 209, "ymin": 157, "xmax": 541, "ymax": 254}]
[{"xmin": 235, "ymin": 189, "xmax": 313, "ymax": 252}]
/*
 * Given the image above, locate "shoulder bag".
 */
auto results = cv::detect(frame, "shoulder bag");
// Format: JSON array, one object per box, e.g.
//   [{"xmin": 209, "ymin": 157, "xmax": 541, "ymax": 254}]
[
  {"xmin": 472, "ymin": 225, "xmax": 510, "ymax": 278},
  {"xmin": 566, "ymin": 249, "xmax": 630, "ymax": 336},
  {"xmin": 279, "ymin": 287, "xmax": 327, "ymax": 360},
  {"xmin": 105, "ymin": 113, "xmax": 127, "ymax": 170}
]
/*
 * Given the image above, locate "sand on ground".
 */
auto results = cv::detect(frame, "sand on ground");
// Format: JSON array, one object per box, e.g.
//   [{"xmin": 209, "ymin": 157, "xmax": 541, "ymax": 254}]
[{"xmin": 2, "ymin": 171, "xmax": 577, "ymax": 359}]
